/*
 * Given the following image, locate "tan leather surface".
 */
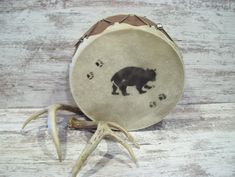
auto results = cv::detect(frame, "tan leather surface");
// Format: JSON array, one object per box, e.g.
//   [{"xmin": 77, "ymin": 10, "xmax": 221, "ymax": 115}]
[{"xmin": 70, "ymin": 23, "xmax": 184, "ymax": 130}]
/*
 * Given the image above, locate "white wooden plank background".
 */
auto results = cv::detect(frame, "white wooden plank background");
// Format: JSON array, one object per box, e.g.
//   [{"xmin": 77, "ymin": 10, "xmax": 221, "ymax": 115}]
[
  {"xmin": 0, "ymin": 0, "xmax": 235, "ymax": 107},
  {"xmin": 0, "ymin": 0, "xmax": 235, "ymax": 177},
  {"xmin": 1, "ymin": 103, "xmax": 235, "ymax": 177}
]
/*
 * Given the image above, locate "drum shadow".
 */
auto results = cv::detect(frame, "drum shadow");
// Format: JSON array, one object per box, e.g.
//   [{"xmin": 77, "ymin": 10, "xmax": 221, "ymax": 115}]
[
  {"xmin": 137, "ymin": 120, "xmax": 166, "ymax": 132},
  {"xmin": 65, "ymin": 67, "xmax": 77, "ymax": 105},
  {"xmin": 80, "ymin": 134, "xmax": 134, "ymax": 177}
]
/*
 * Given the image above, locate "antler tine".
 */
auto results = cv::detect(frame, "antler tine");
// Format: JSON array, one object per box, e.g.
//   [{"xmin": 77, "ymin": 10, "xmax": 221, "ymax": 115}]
[
  {"xmin": 71, "ymin": 122, "xmax": 105, "ymax": 177},
  {"xmin": 71, "ymin": 121, "xmax": 138, "ymax": 177},
  {"xmin": 21, "ymin": 109, "xmax": 47, "ymax": 130},
  {"xmin": 108, "ymin": 122, "xmax": 140, "ymax": 148},
  {"xmin": 106, "ymin": 130, "xmax": 137, "ymax": 163},
  {"xmin": 47, "ymin": 104, "xmax": 63, "ymax": 162}
]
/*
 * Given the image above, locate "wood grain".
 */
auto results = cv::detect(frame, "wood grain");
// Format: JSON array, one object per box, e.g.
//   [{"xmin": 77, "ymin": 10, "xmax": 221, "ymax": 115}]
[
  {"xmin": 0, "ymin": 0, "xmax": 235, "ymax": 177},
  {"xmin": 0, "ymin": 0, "xmax": 235, "ymax": 108},
  {"xmin": 0, "ymin": 103, "xmax": 235, "ymax": 177}
]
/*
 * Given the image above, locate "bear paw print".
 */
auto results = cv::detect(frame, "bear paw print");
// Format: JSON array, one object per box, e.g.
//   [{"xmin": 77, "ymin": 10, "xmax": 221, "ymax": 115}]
[
  {"xmin": 87, "ymin": 72, "xmax": 94, "ymax": 80},
  {"xmin": 159, "ymin": 93, "xmax": 167, "ymax": 101},
  {"xmin": 149, "ymin": 101, "xmax": 157, "ymax": 108},
  {"xmin": 95, "ymin": 60, "xmax": 104, "ymax": 67}
]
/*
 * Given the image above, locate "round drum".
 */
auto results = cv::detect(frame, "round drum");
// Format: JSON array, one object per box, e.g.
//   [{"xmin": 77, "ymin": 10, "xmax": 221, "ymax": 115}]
[{"xmin": 70, "ymin": 14, "xmax": 184, "ymax": 131}]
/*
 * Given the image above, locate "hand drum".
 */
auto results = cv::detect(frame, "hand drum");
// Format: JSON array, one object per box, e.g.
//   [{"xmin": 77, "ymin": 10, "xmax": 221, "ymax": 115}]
[{"xmin": 70, "ymin": 14, "xmax": 184, "ymax": 130}]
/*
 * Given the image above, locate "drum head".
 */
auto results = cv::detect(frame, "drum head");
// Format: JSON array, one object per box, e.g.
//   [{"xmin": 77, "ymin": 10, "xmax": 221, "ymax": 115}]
[{"xmin": 70, "ymin": 23, "xmax": 184, "ymax": 131}]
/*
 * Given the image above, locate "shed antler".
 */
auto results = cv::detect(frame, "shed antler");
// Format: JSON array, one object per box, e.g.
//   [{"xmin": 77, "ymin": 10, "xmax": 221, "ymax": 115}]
[
  {"xmin": 68, "ymin": 118, "xmax": 139, "ymax": 177},
  {"xmin": 21, "ymin": 104, "xmax": 139, "ymax": 177},
  {"xmin": 21, "ymin": 104, "xmax": 82, "ymax": 161}
]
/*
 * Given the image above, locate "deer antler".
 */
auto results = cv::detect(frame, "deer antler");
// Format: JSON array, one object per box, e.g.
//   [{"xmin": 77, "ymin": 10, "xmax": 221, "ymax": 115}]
[
  {"xmin": 68, "ymin": 118, "xmax": 139, "ymax": 177},
  {"xmin": 22, "ymin": 106, "xmax": 139, "ymax": 177},
  {"xmin": 21, "ymin": 104, "xmax": 82, "ymax": 161}
]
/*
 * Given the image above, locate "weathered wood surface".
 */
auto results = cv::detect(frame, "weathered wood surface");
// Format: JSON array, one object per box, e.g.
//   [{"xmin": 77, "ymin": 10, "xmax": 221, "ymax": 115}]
[
  {"xmin": 0, "ymin": 0, "xmax": 235, "ymax": 177},
  {"xmin": 0, "ymin": 103, "xmax": 235, "ymax": 177},
  {"xmin": 0, "ymin": 0, "xmax": 235, "ymax": 108}
]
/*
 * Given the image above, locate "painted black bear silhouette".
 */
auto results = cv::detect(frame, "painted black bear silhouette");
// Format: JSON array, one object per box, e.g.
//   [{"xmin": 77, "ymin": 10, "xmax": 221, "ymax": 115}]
[{"xmin": 111, "ymin": 66, "xmax": 157, "ymax": 96}]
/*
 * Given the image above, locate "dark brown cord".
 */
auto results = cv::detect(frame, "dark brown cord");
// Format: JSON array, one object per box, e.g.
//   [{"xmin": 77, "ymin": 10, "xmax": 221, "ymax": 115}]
[{"xmin": 119, "ymin": 14, "xmax": 130, "ymax": 23}]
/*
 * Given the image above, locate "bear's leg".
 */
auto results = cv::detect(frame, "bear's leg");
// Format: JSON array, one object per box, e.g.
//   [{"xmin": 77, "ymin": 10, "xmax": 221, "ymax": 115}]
[
  {"xmin": 111, "ymin": 84, "xmax": 119, "ymax": 95},
  {"xmin": 136, "ymin": 85, "xmax": 146, "ymax": 94},
  {"xmin": 120, "ymin": 85, "xmax": 129, "ymax": 96},
  {"xmin": 144, "ymin": 84, "xmax": 153, "ymax": 89}
]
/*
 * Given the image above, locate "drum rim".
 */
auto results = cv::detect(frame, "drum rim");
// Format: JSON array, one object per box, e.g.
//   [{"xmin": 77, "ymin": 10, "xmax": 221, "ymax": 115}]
[{"xmin": 70, "ymin": 23, "xmax": 185, "ymax": 131}]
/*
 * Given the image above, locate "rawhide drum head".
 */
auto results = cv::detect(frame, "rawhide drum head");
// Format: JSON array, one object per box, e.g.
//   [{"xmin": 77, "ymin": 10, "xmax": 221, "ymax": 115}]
[{"xmin": 70, "ymin": 15, "xmax": 184, "ymax": 131}]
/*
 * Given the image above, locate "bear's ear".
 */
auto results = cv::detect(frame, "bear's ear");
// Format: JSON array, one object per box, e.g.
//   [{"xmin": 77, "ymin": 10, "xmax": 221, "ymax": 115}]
[{"xmin": 146, "ymin": 68, "xmax": 150, "ymax": 71}]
